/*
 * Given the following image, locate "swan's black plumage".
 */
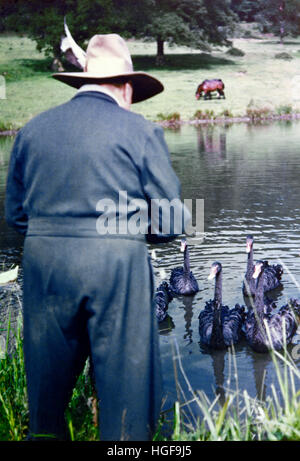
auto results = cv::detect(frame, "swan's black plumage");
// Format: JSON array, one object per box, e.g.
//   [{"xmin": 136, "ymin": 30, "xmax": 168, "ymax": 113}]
[
  {"xmin": 169, "ymin": 239, "xmax": 199, "ymax": 295},
  {"xmin": 155, "ymin": 281, "xmax": 173, "ymax": 322},
  {"xmin": 243, "ymin": 235, "xmax": 283, "ymax": 297},
  {"xmin": 244, "ymin": 260, "xmax": 298, "ymax": 353},
  {"xmin": 199, "ymin": 262, "xmax": 245, "ymax": 349}
]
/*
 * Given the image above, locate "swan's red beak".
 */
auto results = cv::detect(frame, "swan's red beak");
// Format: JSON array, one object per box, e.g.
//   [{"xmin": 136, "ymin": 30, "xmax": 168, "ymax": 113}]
[
  {"xmin": 252, "ymin": 264, "xmax": 262, "ymax": 279},
  {"xmin": 180, "ymin": 241, "xmax": 187, "ymax": 252},
  {"xmin": 208, "ymin": 265, "xmax": 218, "ymax": 280},
  {"xmin": 246, "ymin": 241, "xmax": 252, "ymax": 253}
]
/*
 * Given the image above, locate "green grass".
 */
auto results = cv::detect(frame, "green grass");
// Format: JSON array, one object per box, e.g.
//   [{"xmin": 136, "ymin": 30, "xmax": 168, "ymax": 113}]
[
  {"xmin": 1, "ymin": 33, "xmax": 300, "ymax": 129},
  {"xmin": 0, "ymin": 310, "xmax": 98, "ymax": 441}
]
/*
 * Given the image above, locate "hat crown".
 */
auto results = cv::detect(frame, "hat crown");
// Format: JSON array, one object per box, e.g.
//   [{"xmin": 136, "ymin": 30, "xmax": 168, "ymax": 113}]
[
  {"xmin": 85, "ymin": 34, "xmax": 133, "ymax": 77},
  {"xmin": 53, "ymin": 25, "xmax": 164, "ymax": 103}
]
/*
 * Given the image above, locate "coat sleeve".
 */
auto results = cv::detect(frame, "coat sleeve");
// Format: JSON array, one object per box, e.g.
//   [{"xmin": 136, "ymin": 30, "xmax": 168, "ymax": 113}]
[
  {"xmin": 141, "ymin": 125, "xmax": 191, "ymax": 243},
  {"xmin": 5, "ymin": 130, "xmax": 28, "ymax": 235}
]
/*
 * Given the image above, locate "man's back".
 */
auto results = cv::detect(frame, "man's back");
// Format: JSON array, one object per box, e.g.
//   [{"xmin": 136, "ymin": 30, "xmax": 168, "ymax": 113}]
[{"xmin": 6, "ymin": 90, "xmax": 181, "ymax": 240}]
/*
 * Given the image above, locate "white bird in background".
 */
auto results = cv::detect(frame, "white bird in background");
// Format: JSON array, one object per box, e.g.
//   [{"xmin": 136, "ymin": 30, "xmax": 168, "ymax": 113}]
[
  {"xmin": 60, "ymin": 17, "xmax": 86, "ymax": 69},
  {"xmin": 0, "ymin": 266, "xmax": 19, "ymax": 285}
]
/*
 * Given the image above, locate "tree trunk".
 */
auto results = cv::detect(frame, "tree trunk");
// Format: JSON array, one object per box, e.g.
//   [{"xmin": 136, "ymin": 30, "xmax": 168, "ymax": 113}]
[
  {"xmin": 279, "ymin": 1, "xmax": 285, "ymax": 45},
  {"xmin": 156, "ymin": 38, "xmax": 164, "ymax": 66},
  {"xmin": 51, "ymin": 57, "xmax": 64, "ymax": 72}
]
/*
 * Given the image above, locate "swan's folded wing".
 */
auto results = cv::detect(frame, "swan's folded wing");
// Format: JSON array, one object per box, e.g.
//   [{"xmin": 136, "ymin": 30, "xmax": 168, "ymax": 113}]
[
  {"xmin": 222, "ymin": 305, "xmax": 245, "ymax": 345},
  {"xmin": 198, "ymin": 301, "xmax": 214, "ymax": 344}
]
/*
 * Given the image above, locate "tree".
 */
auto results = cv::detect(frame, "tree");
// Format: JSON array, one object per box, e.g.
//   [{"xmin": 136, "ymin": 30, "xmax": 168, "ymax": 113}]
[
  {"xmin": 230, "ymin": 0, "xmax": 263, "ymax": 22},
  {"xmin": 2, "ymin": 0, "xmax": 237, "ymax": 66},
  {"xmin": 3, "ymin": 0, "xmax": 121, "ymax": 58},
  {"xmin": 132, "ymin": 0, "xmax": 237, "ymax": 65},
  {"xmin": 255, "ymin": 0, "xmax": 300, "ymax": 43}
]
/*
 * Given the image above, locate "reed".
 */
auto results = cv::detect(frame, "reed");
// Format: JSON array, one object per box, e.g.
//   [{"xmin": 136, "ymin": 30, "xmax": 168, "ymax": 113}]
[
  {"xmin": 165, "ymin": 335, "xmax": 300, "ymax": 441},
  {"xmin": 0, "ymin": 310, "xmax": 300, "ymax": 441}
]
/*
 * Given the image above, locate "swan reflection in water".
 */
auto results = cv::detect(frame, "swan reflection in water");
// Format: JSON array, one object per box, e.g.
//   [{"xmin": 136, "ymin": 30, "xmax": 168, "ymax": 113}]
[{"xmin": 178, "ymin": 295, "xmax": 195, "ymax": 345}]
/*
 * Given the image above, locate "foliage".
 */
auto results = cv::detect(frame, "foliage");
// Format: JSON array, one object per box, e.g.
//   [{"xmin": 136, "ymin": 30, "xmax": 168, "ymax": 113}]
[
  {"xmin": 0, "ymin": 313, "xmax": 28, "ymax": 441},
  {"xmin": 138, "ymin": 0, "xmax": 237, "ymax": 63},
  {"xmin": 166, "ymin": 339, "xmax": 300, "ymax": 442},
  {"xmin": 156, "ymin": 112, "xmax": 181, "ymax": 123},
  {"xmin": 276, "ymin": 104, "xmax": 293, "ymax": 114},
  {"xmin": 255, "ymin": 0, "xmax": 300, "ymax": 42},
  {"xmin": 246, "ymin": 99, "xmax": 274, "ymax": 120},
  {"xmin": 0, "ymin": 312, "xmax": 98, "ymax": 441},
  {"xmin": 1, "ymin": 0, "xmax": 238, "ymax": 62},
  {"xmin": 230, "ymin": 0, "xmax": 263, "ymax": 22},
  {"xmin": 193, "ymin": 109, "xmax": 216, "ymax": 120},
  {"xmin": 274, "ymin": 51, "xmax": 293, "ymax": 60},
  {"xmin": 226, "ymin": 47, "xmax": 245, "ymax": 56}
]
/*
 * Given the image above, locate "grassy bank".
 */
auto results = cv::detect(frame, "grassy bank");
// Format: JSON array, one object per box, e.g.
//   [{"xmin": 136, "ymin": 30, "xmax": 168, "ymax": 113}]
[
  {"xmin": 1, "ymin": 33, "xmax": 300, "ymax": 131},
  {"xmin": 1, "ymin": 314, "xmax": 300, "ymax": 441}
]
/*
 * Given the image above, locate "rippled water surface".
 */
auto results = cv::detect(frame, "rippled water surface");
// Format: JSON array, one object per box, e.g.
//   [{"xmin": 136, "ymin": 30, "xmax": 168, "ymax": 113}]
[
  {"xmin": 1, "ymin": 121, "xmax": 300, "ymax": 428},
  {"xmin": 151, "ymin": 121, "xmax": 300, "ymax": 422}
]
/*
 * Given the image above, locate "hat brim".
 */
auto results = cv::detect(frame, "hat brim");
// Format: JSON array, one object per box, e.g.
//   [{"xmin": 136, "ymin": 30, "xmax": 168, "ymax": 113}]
[{"xmin": 52, "ymin": 71, "xmax": 164, "ymax": 103}]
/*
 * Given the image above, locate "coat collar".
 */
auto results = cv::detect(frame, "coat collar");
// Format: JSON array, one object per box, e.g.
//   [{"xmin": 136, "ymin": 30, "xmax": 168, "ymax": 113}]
[
  {"xmin": 76, "ymin": 84, "xmax": 120, "ymax": 105},
  {"xmin": 72, "ymin": 89, "xmax": 119, "ymax": 106}
]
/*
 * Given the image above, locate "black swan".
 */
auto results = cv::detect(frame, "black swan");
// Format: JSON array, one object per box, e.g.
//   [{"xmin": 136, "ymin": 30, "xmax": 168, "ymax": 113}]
[
  {"xmin": 243, "ymin": 235, "xmax": 283, "ymax": 297},
  {"xmin": 155, "ymin": 281, "xmax": 174, "ymax": 322},
  {"xmin": 198, "ymin": 262, "xmax": 245, "ymax": 349},
  {"xmin": 169, "ymin": 238, "xmax": 199, "ymax": 295},
  {"xmin": 244, "ymin": 260, "xmax": 299, "ymax": 353}
]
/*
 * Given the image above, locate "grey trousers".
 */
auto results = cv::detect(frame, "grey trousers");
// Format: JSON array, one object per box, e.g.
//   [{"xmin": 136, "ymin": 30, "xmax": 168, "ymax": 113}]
[{"xmin": 22, "ymin": 236, "xmax": 163, "ymax": 441}]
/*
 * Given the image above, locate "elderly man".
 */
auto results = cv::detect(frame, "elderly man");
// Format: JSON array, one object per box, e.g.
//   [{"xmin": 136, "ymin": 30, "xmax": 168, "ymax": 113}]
[{"xmin": 5, "ymin": 31, "xmax": 190, "ymax": 441}]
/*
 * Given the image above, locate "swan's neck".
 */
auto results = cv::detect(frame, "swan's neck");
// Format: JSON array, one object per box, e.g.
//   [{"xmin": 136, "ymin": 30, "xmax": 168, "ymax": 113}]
[
  {"xmin": 214, "ymin": 270, "xmax": 222, "ymax": 306},
  {"xmin": 210, "ymin": 270, "xmax": 224, "ymax": 346},
  {"xmin": 211, "ymin": 301, "xmax": 224, "ymax": 347},
  {"xmin": 183, "ymin": 247, "xmax": 190, "ymax": 275},
  {"xmin": 246, "ymin": 246, "xmax": 254, "ymax": 276},
  {"xmin": 254, "ymin": 271, "xmax": 265, "ymax": 318}
]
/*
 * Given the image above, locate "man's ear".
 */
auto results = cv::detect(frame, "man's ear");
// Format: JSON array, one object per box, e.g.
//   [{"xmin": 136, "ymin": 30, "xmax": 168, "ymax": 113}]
[{"xmin": 122, "ymin": 82, "xmax": 133, "ymax": 110}]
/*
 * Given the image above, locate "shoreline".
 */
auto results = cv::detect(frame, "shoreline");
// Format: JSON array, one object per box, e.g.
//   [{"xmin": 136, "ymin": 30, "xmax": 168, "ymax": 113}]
[
  {"xmin": 156, "ymin": 112, "xmax": 300, "ymax": 128},
  {"xmin": 1, "ymin": 112, "xmax": 300, "ymax": 136}
]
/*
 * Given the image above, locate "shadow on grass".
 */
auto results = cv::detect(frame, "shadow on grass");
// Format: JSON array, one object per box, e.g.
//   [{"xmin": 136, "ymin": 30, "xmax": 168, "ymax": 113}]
[
  {"xmin": 0, "ymin": 58, "xmax": 53, "ymax": 81},
  {"xmin": 132, "ymin": 53, "xmax": 235, "ymax": 71},
  {"xmin": 256, "ymin": 40, "xmax": 300, "ymax": 46},
  {"xmin": 18, "ymin": 57, "xmax": 54, "ymax": 73},
  {"xmin": 1, "ymin": 53, "xmax": 235, "ymax": 82}
]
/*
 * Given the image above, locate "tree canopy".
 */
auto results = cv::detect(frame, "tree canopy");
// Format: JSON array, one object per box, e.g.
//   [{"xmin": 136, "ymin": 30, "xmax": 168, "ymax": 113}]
[
  {"xmin": 2, "ymin": 0, "xmax": 300, "ymax": 63},
  {"xmin": 1, "ymin": 0, "xmax": 237, "ymax": 64},
  {"xmin": 255, "ymin": 0, "xmax": 300, "ymax": 42},
  {"xmin": 132, "ymin": 0, "xmax": 237, "ymax": 64}
]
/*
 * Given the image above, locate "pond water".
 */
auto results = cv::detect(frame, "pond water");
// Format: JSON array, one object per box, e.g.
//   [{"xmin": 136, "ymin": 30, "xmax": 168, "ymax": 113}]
[{"xmin": 1, "ymin": 120, "xmax": 300, "ymax": 433}]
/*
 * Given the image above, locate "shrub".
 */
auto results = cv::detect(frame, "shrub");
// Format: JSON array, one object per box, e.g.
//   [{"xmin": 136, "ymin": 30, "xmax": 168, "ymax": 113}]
[
  {"xmin": 274, "ymin": 52, "xmax": 293, "ymax": 61},
  {"xmin": 246, "ymin": 99, "xmax": 275, "ymax": 121},
  {"xmin": 219, "ymin": 109, "xmax": 234, "ymax": 118},
  {"xmin": 193, "ymin": 109, "xmax": 215, "ymax": 120},
  {"xmin": 276, "ymin": 105, "xmax": 293, "ymax": 115},
  {"xmin": 156, "ymin": 112, "xmax": 181, "ymax": 123},
  {"xmin": 226, "ymin": 47, "xmax": 245, "ymax": 57}
]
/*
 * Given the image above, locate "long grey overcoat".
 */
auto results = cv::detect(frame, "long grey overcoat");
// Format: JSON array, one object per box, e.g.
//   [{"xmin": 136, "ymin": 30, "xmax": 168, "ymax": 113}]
[{"xmin": 5, "ymin": 91, "xmax": 189, "ymax": 440}]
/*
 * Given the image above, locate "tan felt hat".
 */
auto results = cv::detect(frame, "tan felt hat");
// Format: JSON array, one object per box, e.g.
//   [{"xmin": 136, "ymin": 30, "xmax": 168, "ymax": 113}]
[{"xmin": 53, "ymin": 32, "xmax": 164, "ymax": 104}]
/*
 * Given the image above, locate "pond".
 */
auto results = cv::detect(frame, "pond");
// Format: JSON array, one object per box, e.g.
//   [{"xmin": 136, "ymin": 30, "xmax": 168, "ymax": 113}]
[{"xmin": 1, "ymin": 120, "xmax": 300, "ymax": 433}]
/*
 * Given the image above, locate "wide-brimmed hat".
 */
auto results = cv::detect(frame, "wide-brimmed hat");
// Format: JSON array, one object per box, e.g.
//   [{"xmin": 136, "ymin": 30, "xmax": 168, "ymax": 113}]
[{"xmin": 52, "ymin": 31, "xmax": 164, "ymax": 104}]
